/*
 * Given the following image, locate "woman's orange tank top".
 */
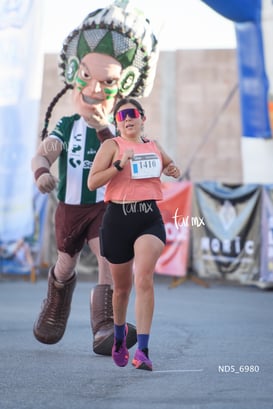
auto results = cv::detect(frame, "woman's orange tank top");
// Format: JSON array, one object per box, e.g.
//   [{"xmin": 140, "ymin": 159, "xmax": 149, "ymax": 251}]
[{"xmin": 104, "ymin": 137, "xmax": 163, "ymax": 202}]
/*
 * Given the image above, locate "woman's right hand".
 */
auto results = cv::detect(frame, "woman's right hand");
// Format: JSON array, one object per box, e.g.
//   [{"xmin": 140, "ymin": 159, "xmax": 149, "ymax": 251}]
[{"xmin": 120, "ymin": 149, "xmax": 134, "ymax": 167}]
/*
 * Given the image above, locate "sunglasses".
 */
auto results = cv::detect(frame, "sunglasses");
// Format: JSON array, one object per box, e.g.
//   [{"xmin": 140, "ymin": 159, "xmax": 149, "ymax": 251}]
[{"xmin": 115, "ymin": 108, "xmax": 141, "ymax": 122}]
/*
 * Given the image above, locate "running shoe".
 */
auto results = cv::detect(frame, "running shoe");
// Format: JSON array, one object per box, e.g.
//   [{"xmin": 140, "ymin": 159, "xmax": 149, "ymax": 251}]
[
  {"xmin": 132, "ymin": 348, "xmax": 153, "ymax": 371},
  {"xmin": 112, "ymin": 325, "xmax": 129, "ymax": 367}
]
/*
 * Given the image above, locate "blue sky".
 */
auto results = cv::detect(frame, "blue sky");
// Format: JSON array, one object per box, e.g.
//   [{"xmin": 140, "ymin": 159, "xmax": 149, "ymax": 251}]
[{"xmin": 42, "ymin": 0, "xmax": 236, "ymax": 53}]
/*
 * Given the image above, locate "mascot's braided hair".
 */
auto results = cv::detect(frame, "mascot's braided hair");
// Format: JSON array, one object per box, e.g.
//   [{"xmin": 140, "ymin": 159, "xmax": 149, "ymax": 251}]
[{"xmin": 41, "ymin": 0, "xmax": 159, "ymax": 139}]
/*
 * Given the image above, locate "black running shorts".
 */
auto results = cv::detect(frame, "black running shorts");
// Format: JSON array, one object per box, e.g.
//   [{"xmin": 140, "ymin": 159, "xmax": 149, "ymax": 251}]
[{"xmin": 99, "ymin": 200, "xmax": 166, "ymax": 264}]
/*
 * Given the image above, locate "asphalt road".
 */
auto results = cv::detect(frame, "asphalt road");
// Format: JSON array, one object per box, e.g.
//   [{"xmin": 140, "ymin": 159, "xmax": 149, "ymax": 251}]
[{"xmin": 0, "ymin": 276, "xmax": 273, "ymax": 409}]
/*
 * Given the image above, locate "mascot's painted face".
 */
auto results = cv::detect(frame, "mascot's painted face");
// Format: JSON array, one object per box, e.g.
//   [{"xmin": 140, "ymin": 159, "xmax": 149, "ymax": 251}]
[
  {"xmin": 72, "ymin": 53, "xmax": 122, "ymax": 119},
  {"xmin": 38, "ymin": 2, "xmax": 159, "ymax": 139}
]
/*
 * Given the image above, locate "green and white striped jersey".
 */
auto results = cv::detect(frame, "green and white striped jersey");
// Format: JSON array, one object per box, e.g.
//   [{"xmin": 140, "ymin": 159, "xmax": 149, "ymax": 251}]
[{"xmin": 50, "ymin": 114, "xmax": 105, "ymax": 205}]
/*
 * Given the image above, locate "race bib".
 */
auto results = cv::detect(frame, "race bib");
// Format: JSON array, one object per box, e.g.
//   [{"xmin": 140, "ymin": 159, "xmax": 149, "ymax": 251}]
[{"xmin": 130, "ymin": 153, "xmax": 161, "ymax": 179}]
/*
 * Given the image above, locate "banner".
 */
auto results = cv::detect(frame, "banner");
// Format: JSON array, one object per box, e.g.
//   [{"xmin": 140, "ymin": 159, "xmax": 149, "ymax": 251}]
[
  {"xmin": 260, "ymin": 185, "xmax": 273, "ymax": 288},
  {"xmin": 155, "ymin": 181, "xmax": 192, "ymax": 277},
  {"xmin": 191, "ymin": 182, "xmax": 262, "ymax": 284},
  {"xmin": 0, "ymin": 0, "xmax": 44, "ymax": 242},
  {"xmin": 202, "ymin": 0, "xmax": 273, "ymax": 138}
]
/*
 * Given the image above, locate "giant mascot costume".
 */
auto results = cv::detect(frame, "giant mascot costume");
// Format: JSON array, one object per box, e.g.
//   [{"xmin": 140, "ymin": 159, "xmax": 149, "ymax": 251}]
[{"xmin": 31, "ymin": 0, "xmax": 159, "ymax": 355}]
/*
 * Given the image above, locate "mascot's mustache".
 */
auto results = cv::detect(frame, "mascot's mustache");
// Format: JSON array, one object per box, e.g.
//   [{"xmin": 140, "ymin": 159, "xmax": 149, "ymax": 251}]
[{"xmin": 82, "ymin": 94, "xmax": 104, "ymax": 105}]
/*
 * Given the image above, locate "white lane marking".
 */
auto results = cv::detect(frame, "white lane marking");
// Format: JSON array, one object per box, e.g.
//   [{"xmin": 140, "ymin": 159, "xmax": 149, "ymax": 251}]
[{"xmin": 153, "ymin": 369, "xmax": 204, "ymax": 374}]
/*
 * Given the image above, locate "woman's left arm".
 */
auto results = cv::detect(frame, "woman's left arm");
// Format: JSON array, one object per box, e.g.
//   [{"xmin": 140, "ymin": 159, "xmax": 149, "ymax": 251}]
[
  {"xmin": 88, "ymin": 139, "xmax": 118, "ymax": 190},
  {"xmin": 154, "ymin": 140, "xmax": 181, "ymax": 179}
]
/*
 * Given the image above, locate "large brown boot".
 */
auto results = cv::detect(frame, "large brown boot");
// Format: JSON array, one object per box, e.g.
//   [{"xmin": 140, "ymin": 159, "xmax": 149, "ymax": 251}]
[
  {"xmin": 90, "ymin": 284, "xmax": 137, "ymax": 356},
  {"xmin": 33, "ymin": 266, "xmax": 76, "ymax": 344}
]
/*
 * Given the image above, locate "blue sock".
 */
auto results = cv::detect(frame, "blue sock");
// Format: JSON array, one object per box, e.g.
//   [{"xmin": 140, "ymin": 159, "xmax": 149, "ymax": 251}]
[
  {"xmin": 137, "ymin": 334, "xmax": 149, "ymax": 350},
  {"xmin": 114, "ymin": 324, "xmax": 126, "ymax": 341}
]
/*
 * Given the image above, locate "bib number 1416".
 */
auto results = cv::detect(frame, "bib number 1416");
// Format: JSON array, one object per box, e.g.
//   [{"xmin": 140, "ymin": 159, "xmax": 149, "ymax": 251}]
[{"xmin": 130, "ymin": 153, "xmax": 161, "ymax": 179}]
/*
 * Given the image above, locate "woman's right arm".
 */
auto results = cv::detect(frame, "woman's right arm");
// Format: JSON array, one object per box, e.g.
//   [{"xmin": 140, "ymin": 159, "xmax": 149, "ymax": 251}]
[{"xmin": 31, "ymin": 138, "xmax": 62, "ymax": 194}]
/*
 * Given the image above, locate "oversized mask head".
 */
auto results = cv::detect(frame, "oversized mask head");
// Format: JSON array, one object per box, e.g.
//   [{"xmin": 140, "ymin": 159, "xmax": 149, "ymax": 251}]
[{"xmin": 58, "ymin": 0, "xmax": 159, "ymax": 98}]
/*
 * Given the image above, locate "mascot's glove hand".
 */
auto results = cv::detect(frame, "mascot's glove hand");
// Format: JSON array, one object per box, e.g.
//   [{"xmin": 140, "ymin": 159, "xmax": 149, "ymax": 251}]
[
  {"xmin": 36, "ymin": 173, "xmax": 59, "ymax": 194},
  {"xmin": 85, "ymin": 105, "xmax": 109, "ymax": 130},
  {"xmin": 84, "ymin": 106, "xmax": 114, "ymax": 142}
]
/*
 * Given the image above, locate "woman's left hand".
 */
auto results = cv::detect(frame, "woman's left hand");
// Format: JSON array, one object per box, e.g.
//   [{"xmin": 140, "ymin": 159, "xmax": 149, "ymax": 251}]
[{"xmin": 163, "ymin": 163, "xmax": 181, "ymax": 179}]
